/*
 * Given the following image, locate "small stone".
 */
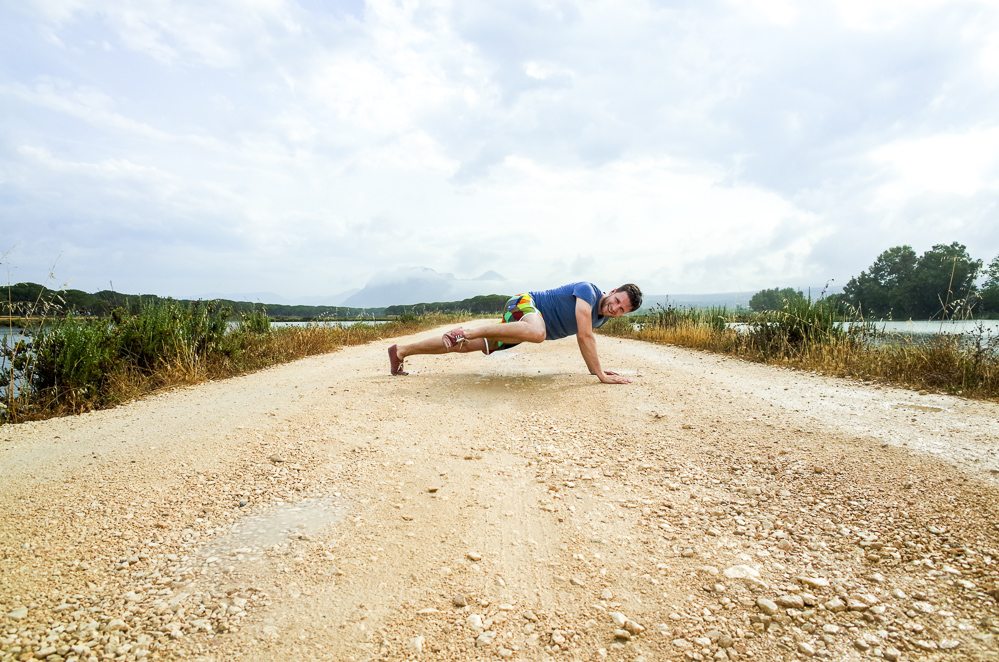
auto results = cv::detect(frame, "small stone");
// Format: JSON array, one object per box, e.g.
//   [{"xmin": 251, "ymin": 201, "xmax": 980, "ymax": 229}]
[
  {"xmin": 912, "ymin": 600, "xmax": 935, "ymax": 614},
  {"xmin": 822, "ymin": 624, "xmax": 840, "ymax": 634},
  {"xmin": 823, "ymin": 597, "xmax": 846, "ymax": 612},
  {"xmin": 798, "ymin": 577, "xmax": 829, "ymax": 588},
  {"xmin": 467, "ymin": 614, "xmax": 484, "ymax": 632},
  {"xmin": 427, "ymin": 486, "xmax": 440, "ymax": 493},
  {"xmin": 718, "ymin": 634, "xmax": 733, "ymax": 648},
  {"xmin": 268, "ymin": 454, "xmax": 285, "ymax": 463},
  {"xmin": 452, "ymin": 594, "xmax": 468, "ymax": 608},
  {"xmin": 939, "ymin": 639, "xmax": 961, "ymax": 650},
  {"xmin": 238, "ymin": 498, "xmax": 248, "ymax": 508},
  {"xmin": 7, "ymin": 607, "xmax": 27, "ymax": 620},
  {"xmin": 476, "ymin": 631, "xmax": 496, "ymax": 647},
  {"xmin": 624, "ymin": 619, "xmax": 645, "ymax": 635},
  {"xmin": 853, "ymin": 639, "xmax": 870, "ymax": 651},
  {"xmin": 601, "ymin": 588, "xmax": 614, "ymax": 600},
  {"xmin": 466, "ymin": 551, "xmax": 482, "ymax": 562},
  {"xmin": 410, "ymin": 635, "xmax": 425, "ymax": 654},
  {"xmin": 756, "ymin": 598, "xmax": 779, "ymax": 615},
  {"xmin": 570, "ymin": 577, "xmax": 585, "ymax": 587},
  {"xmin": 614, "ymin": 629, "xmax": 632, "ymax": 641},
  {"xmin": 775, "ymin": 594, "xmax": 804, "ymax": 609},
  {"xmin": 610, "ymin": 612, "xmax": 628, "ymax": 628},
  {"xmin": 883, "ymin": 647, "xmax": 901, "ymax": 661},
  {"xmin": 672, "ymin": 638, "xmax": 693, "ymax": 649},
  {"xmin": 912, "ymin": 640, "xmax": 937, "ymax": 651},
  {"xmin": 723, "ymin": 565, "xmax": 760, "ymax": 581},
  {"xmin": 797, "ymin": 641, "xmax": 815, "ymax": 656}
]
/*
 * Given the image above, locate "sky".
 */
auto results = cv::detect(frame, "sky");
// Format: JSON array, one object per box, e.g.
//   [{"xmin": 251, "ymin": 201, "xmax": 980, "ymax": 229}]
[{"xmin": 2, "ymin": 0, "xmax": 998, "ymax": 303}]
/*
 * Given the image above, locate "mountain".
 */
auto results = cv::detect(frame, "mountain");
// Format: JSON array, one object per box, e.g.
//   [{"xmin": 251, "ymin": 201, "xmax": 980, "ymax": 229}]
[{"xmin": 342, "ymin": 267, "xmax": 509, "ymax": 308}]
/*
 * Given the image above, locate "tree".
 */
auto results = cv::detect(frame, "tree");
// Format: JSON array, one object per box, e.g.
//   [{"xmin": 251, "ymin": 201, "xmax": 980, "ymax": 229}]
[
  {"xmin": 908, "ymin": 242, "xmax": 981, "ymax": 318},
  {"xmin": 978, "ymin": 254, "xmax": 999, "ymax": 315},
  {"xmin": 749, "ymin": 287, "xmax": 805, "ymax": 312},
  {"xmin": 842, "ymin": 246, "xmax": 917, "ymax": 317}
]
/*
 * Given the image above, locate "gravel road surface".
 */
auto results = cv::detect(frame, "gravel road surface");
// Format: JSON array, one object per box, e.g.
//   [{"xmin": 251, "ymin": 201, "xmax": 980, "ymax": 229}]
[{"xmin": 2, "ymin": 328, "xmax": 998, "ymax": 661}]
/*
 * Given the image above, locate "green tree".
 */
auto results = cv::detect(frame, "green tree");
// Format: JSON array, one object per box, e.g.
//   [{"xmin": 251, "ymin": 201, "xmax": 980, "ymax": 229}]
[
  {"xmin": 978, "ymin": 254, "xmax": 999, "ymax": 314},
  {"xmin": 842, "ymin": 246, "xmax": 917, "ymax": 317},
  {"xmin": 908, "ymin": 242, "xmax": 981, "ymax": 318},
  {"xmin": 749, "ymin": 287, "xmax": 805, "ymax": 312}
]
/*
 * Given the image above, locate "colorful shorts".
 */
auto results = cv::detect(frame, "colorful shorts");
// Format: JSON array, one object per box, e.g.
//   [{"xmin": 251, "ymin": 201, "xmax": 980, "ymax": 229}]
[{"xmin": 485, "ymin": 293, "xmax": 542, "ymax": 354}]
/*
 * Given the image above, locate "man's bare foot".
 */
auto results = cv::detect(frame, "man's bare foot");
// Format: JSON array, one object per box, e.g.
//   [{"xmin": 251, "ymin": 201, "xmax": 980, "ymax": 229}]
[
  {"xmin": 442, "ymin": 327, "xmax": 467, "ymax": 351},
  {"xmin": 388, "ymin": 344, "xmax": 408, "ymax": 375}
]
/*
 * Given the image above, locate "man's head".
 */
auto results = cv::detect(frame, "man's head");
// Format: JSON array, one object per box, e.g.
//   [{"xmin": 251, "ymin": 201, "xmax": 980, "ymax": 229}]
[{"xmin": 599, "ymin": 283, "xmax": 643, "ymax": 317}]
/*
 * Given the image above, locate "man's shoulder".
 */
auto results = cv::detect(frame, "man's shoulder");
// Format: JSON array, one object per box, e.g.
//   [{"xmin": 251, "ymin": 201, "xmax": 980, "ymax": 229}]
[{"xmin": 570, "ymin": 282, "xmax": 601, "ymax": 304}]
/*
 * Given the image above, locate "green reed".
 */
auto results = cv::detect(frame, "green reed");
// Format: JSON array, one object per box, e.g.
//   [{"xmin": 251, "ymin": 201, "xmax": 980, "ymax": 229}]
[
  {"xmin": 601, "ymin": 299, "xmax": 999, "ymax": 400},
  {"xmin": 1, "ymin": 300, "xmax": 460, "ymax": 423}
]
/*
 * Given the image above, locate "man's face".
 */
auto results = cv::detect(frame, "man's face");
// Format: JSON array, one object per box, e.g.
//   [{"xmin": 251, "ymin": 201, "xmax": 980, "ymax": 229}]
[{"xmin": 600, "ymin": 290, "xmax": 633, "ymax": 317}]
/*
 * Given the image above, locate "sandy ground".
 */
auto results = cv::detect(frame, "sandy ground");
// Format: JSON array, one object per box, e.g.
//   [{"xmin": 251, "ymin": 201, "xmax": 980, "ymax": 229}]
[{"xmin": 1, "ymin": 328, "xmax": 998, "ymax": 661}]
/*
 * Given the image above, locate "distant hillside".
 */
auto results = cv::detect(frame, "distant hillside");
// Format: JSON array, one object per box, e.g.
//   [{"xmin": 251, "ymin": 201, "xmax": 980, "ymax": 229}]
[{"xmin": 1, "ymin": 283, "xmax": 375, "ymax": 319}]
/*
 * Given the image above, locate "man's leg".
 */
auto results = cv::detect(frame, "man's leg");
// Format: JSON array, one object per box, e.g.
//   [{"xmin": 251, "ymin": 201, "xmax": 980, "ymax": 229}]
[
  {"xmin": 389, "ymin": 336, "xmax": 488, "ymax": 375},
  {"xmin": 388, "ymin": 293, "xmax": 546, "ymax": 375},
  {"xmin": 461, "ymin": 313, "xmax": 546, "ymax": 345},
  {"xmin": 396, "ymin": 335, "xmax": 487, "ymax": 360}
]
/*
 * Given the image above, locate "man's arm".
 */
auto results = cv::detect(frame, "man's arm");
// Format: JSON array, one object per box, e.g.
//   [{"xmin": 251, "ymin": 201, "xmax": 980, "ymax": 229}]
[{"xmin": 574, "ymin": 298, "xmax": 631, "ymax": 384}]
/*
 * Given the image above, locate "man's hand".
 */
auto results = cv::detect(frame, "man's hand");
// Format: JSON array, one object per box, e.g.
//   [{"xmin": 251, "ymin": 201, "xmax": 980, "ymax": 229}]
[{"xmin": 598, "ymin": 372, "xmax": 632, "ymax": 384}]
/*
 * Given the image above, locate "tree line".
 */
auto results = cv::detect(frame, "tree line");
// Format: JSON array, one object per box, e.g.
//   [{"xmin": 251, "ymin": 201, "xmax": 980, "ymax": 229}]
[
  {"xmin": 750, "ymin": 242, "xmax": 999, "ymax": 319},
  {"xmin": 1, "ymin": 283, "xmax": 510, "ymax": 320}
]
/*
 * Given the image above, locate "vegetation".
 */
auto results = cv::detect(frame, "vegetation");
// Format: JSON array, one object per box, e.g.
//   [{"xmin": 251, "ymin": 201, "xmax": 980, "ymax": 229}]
[
  {"xmin": 1, "ymin": 282, "xmax": 380, "ymax": 320},
  {"xmin": 748, "ymin": 287, "xmax": 806, "ymax": 312},
  {"xmin": 601, "ymin": 298, "xmax": 998, "ymax": 400},
  {"xmin": 385, "ymin": 294, "xmax": 507, "ymax": 316},
  {"xmin": 1, "ymin": 298, "xmax": 459, "ymax": 423},
  {"xmin": 838, "ymin": 243, "xmax": 992, "ymax": 318}
]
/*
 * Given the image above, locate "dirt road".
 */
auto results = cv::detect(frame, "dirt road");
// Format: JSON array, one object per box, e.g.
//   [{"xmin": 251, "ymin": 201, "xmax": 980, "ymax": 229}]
[{"xmin": 2, "ymin": 328, "xmax": 998, "ymax": 661}]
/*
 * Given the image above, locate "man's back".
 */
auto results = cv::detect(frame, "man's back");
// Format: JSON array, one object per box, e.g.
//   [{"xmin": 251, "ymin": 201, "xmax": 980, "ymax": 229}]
[{"xmin": 529, "ymin": 282, "xmax": 605, "ymax": 340}]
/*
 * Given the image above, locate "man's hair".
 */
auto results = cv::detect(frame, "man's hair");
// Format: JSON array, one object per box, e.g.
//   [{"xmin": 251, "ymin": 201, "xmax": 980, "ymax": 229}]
[{"xmin": 616, "ymin": 283, "xmax": 643, "ymax": 312}]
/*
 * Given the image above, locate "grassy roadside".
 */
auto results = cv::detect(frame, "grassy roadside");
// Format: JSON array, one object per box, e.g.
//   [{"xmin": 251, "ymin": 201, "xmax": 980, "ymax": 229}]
[
  {"xmin": 1, "ymin": 301, "xmax": 461, "ymax": 424},
  {"xmin": 600, "ymin": 301, "xmax": 999, "ymax": 401}
]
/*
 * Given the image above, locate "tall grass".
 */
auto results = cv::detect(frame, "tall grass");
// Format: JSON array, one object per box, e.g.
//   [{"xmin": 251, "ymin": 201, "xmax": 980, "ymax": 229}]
[
  {"xmin": 601, "ymin": 301, "xmax": 999, "ymax": 400},
  {"xmin": 1, "ymin": 300, "xmax": 459, "ymax": 423}
]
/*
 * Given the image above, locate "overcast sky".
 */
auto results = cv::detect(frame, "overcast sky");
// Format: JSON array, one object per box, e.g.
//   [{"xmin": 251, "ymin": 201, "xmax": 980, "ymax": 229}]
[{"xmin": 2, "ymin": 0, "xmax": 998, "ymax": 302}]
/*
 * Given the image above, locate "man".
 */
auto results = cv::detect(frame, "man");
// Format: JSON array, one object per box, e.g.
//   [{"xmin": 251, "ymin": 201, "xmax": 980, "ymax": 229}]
[{"xmin": 387, "ymin": 282, "xmax": 642, "ymax": 384}]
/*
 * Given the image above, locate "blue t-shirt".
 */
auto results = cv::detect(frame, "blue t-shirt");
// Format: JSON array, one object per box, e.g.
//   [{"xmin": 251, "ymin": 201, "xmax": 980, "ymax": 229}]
[{"xmin": 529, "ymin": 282, "xmax": 606, "ymax": 340}]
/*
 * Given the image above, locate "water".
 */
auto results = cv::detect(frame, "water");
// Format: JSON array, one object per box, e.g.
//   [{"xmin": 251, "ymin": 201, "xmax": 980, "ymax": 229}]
[
  {"xmin": 724, "ymin": 319, "xmax": 999, "ymax": 338},
  {"xmin": 843, "ymin": 320, "xmax": 999, "ymax": 337},
  {"xmin": 0, "ymin": 326, "xmax": 27, "ymax": 397}
]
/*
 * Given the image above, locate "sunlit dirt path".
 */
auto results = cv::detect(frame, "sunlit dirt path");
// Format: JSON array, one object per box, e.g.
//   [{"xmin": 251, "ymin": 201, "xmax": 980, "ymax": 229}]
[{"xmin": 2, "ymin": 328, "xmax": 998, "ymax": 660}]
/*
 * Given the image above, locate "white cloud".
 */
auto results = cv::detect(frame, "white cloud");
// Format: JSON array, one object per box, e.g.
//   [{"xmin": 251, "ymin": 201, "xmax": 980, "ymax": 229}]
[
  {"xmin": 1, "ymin": 0, "xmax": 997, "ymax": 299},
  {"xmin": 869, "ymin": 127, "xmax": 999, "ymax": 203}
]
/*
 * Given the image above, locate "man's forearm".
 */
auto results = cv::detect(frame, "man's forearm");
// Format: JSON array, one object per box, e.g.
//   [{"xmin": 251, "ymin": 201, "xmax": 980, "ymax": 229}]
[{"xmin": 576, "ymin": 332, "xmax": 605, "ymax": 378}]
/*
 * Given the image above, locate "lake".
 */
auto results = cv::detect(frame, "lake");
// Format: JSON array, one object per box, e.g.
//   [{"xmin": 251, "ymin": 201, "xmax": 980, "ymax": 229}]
[{"xmin": 725, "ymin": 319, "xmax": 999, "ymax": 338}]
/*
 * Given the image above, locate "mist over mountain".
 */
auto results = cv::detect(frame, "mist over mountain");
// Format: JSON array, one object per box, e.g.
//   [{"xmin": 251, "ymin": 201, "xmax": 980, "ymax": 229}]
[{"xmin": 342, "ymin": 267, "xmax": 510, "ymax": 307}]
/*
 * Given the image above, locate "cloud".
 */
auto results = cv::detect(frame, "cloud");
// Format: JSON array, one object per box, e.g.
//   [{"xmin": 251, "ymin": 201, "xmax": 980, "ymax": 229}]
[{"xmin": 1, "ymin": 0, "xmax": 997, "ymax": 300}]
